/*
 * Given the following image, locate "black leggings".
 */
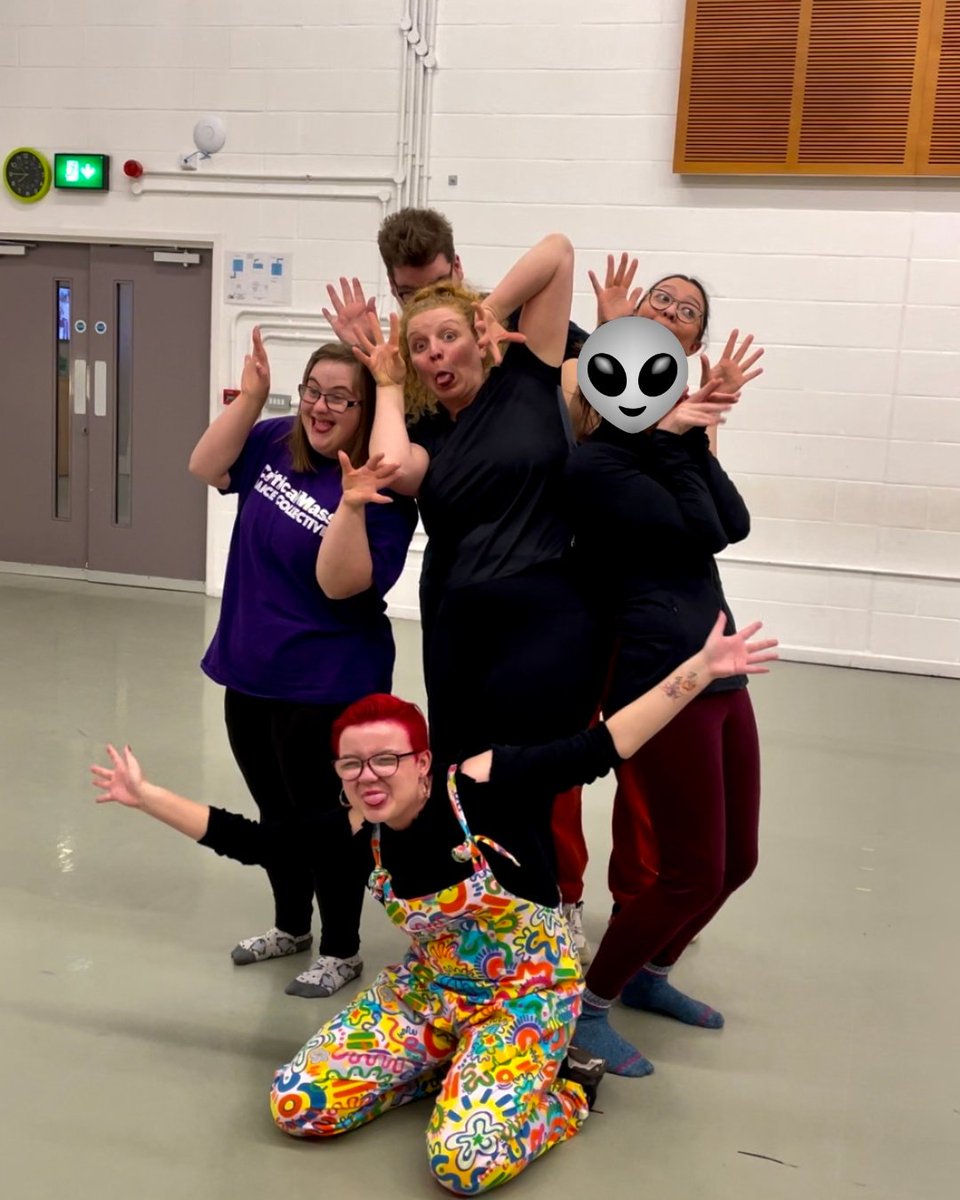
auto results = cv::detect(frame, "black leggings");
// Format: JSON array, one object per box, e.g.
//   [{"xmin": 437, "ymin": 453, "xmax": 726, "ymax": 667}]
[
  {"xmin": 424, "ymin": 563, "xmax": 604, "ymax": 767},
  {"xmin": 223, "ymin": 689, "xmax": 372, "ymax": 958}
]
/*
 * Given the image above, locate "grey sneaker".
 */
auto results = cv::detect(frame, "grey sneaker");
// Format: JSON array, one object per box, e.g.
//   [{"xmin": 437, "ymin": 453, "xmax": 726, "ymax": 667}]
[
  {"xmin": 230, "ymin": 927, "xmax": 312, "ymax": 966},
  {"xmin": 562, "ymin": 901, "xmax": 593, "ymax": 965},
  {"xmin": 285, "ymin": 953, "xmax": 363, "ymax": 998}
]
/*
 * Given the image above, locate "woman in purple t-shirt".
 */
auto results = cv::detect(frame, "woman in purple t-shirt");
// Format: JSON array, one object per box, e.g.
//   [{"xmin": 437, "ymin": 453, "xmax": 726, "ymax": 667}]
[{"xmin": 189, "ymin": 331, "xmax": 417, "ymax": 999}]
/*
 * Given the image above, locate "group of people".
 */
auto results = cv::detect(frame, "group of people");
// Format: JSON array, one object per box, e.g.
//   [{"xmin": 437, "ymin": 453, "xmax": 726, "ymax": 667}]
[{"xmin": 92, "ymin": 207, "xmax": 774, "ymax": 1194}]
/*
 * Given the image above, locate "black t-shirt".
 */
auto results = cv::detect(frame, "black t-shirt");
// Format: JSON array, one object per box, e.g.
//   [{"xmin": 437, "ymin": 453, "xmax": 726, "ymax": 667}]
[
  {"xmin": 200, "ymin": 724, "xmax": 619, "ymax": 908},
  {"xmin": 563, "ymin": 420, "xmax": 751, "ymax": 711},
  {"xmin": 408, "ymin": 341, "xmax": 573, "ymax": 600}
]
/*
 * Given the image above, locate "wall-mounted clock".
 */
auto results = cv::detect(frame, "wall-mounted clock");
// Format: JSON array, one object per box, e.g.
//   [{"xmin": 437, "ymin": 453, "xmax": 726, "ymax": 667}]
[{"xmin": 3, "ymin": 147, "xmax": 53, "ymax": 203}]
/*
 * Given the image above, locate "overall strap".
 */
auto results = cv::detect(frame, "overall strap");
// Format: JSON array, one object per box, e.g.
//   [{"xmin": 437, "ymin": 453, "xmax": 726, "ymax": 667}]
[{"xmin": 445, "ymin": 765, "xmax": 521, "ymax": 869}]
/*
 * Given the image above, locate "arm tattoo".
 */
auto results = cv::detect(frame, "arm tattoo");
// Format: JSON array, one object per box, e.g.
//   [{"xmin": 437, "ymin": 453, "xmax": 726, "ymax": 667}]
[{"xmin": 661, "ymin": 670, "xmax": 698, "ymax": 700}]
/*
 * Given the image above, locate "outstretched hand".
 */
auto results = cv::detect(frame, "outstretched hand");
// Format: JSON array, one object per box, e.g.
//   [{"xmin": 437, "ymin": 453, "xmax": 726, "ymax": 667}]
[
  {"xmin": 702, "ymin": 613, "xmax": 778, "ymax": 679},
  {"xmin": 352, "ymin": 311, "xmax": 406, "ymax": 386},
  {"xmin": 240, "ymin": 326, "xmax": 271, "ymax": 405},
  {"xmin": 657, "ymin": 377, "xmax": 740, "ymax": 435},
  {"xmin": 323, "ymin": 277, "xmax": 379, "ymax": 348},
  {"xmin": 473, "ymin": 302, "xmax": 525, "ymax": 366},
  {"xmin": 338, "ymin": 451, "xmax": 402, "ymax": 508},
  {"xmin": 700, "ymin": 329, "xmax": 764, "ymax": 393},
  {"xmin": 91, "ymin": 745, "xmax": 146, "ymax": 809},
  {"xmin": 588, "ymin": 252, "xmax": 642, "ymax": 326}
]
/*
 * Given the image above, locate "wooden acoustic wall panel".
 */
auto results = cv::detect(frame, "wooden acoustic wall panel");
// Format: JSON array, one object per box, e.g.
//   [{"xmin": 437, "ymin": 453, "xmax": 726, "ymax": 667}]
[
  {"xmin": 926, "ymin": 0, "xmax": 960, "ymax": 166},
  {"xmin": 798, "ymin": 0, "xmax": 925, "ymax": 166},
  {"xmin": 676, "ymin": 0, "xmax": 803, "ymax": 168}
]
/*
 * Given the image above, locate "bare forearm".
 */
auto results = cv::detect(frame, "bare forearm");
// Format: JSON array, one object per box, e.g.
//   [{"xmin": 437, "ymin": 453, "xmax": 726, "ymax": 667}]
[
  {"xmin": 188, "ymin": 391, "xmax": 265, "ymax": 485},
  {"xmin": 605, "ymin": 650, "xmax": 716, "ymax": 760},
  {"xmin": 137, "ymin": 781, "xmax": 211, "ymax": 841},
  {"xmin": 484, "ymin": 233, "xmax": 573, "ymax": 321},
  {"xmin": 316, "ymin": 503, "xmax": 374, "ymax": 598},
  {"xmin": 370, "ymin": 383, "xmax": 425, "ymax": 495}
]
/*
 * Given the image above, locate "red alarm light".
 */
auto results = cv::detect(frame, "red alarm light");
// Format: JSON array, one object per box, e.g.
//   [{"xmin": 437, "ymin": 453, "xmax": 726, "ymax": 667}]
[{"xmin": 123, "ymin": 159, "xmax": 144, "ymax": 179}]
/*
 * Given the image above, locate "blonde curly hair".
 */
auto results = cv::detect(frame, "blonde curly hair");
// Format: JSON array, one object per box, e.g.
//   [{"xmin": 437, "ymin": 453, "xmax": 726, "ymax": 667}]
[{"xmin": 399, "ymin": 282, "xmax": 496, "ymax": 421}]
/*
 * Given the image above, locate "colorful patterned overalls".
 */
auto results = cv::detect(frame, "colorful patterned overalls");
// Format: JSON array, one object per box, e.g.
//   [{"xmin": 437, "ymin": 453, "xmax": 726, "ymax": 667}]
[{"xmin": 271, "ymin": 767, "xmax": 589, "ymax": 1194}]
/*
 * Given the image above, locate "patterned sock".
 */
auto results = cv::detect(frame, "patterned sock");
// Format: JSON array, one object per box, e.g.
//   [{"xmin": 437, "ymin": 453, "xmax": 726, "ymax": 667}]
[
  {"xmin": 572, "ymin": 991, "xmax": 654, "ymax": 1078},
  {"xmin": 230, "ymin": 927, "xmax": 312, "ymax": 966},
  {"xmin": 284, "ymin": 953, "xmax": 363, "ymax": 999},
  {"xmin": 621, "ymin": 963, "xmax": 724, "ymax": 1028}
]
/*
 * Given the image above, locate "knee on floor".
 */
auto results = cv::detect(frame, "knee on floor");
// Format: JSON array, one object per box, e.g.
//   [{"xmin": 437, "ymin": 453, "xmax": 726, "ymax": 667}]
[
  {"xmin": 426, "ymin": 1121, "xmax": 513, "ymax": 1195},
  {"xmin": 270, "ymin": 1076, "xmax": 350, "ymax": 1139}
]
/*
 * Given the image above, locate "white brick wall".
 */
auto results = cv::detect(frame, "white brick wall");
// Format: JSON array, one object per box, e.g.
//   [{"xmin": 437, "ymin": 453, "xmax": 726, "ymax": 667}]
[
  {"xmin": 2, "ymin": 1, "xmax": 958, "ymax": 674},
  {"xmin": 427, "ymin": 0, "xmax": 960, "ymax": 677}
]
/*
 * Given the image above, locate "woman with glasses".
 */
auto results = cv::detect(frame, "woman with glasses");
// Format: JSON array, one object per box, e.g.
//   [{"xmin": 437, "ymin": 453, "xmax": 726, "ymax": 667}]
[
  {"xmin": 551, "ymin": 257, "xmax": 766, "ymax": 1077},
  {"xmin": 188, "ymin": 330, "xmax": 417, "ymax": 998},
  {"xmin": 91, "ymin": 606, "xmax": 776, "ymax": 1192}
]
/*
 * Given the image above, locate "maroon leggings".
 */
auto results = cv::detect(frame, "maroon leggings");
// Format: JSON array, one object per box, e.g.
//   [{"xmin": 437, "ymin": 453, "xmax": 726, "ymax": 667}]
[{"xmin": 585, "ymin": 688, "xmax": 760, "ymax": 1001}]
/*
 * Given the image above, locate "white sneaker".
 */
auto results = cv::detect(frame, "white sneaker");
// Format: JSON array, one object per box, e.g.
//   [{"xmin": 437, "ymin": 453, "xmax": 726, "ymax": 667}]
[
  {"xmin": 561, "ymin": 901, "xmax": 593, "ymax": 965},
  {"xmin": 285, "ymin": 953, "xmax": 363, "ymax": 998},
  {"xmin": 230, "ymin": 927, "xmax": 312, "ymax": 966}
]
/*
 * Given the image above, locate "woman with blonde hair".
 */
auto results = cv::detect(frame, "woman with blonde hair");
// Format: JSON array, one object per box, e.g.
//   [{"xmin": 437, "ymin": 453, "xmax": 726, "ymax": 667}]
[{"xmin": 352, "ymin": 236, "xmax": 604, "ymax": 783}]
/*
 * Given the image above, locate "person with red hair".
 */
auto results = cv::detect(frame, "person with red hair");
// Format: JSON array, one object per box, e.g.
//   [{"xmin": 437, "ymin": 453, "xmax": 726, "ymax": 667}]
[{"xmin": 92, "ymin": 552, "xmax": 775, "ymax": 1192}]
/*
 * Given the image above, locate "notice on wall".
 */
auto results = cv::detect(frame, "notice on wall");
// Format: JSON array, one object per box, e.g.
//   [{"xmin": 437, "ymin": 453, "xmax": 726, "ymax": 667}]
[{"xmin": 225, "ymin": 251, "xmax": 292, "ymax": 305}]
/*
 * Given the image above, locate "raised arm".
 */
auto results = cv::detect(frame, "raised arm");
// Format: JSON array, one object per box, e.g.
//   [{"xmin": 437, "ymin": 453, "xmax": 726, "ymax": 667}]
[
  {"xmin": 91, "ymin": 745, "xmax": 363, "ymax": 864},
  {"xmin": 189, "ymin": 326, "xmax": 270, "ymax": 487},
  {"xmin": 322, "ymin": 277, "xmax": 379, "ymax": 349},
  {"xmin": 461, "ymin": 615, "xmax": 777, "ymax": 788},
  {"xmin": 604, "ymin": 614, "xmax": 776, "ymax": 758},
  {"xmin": 315, "ymin": 451, "xmax": 402, "ymax": 599},
  {"xmin": 699, "ymin": 328, "xmax": 765, "ymax": 458},
  {"xmin": 353, "ymin": 312, "xmax": 430, "ymax": 497},
  {"xmin": 480, "ymin": 233, "xmax": 574, "ymax": 367},
  {"xmin": 91, "ymin": 744, "xmax": 211, "ymax": 840}
]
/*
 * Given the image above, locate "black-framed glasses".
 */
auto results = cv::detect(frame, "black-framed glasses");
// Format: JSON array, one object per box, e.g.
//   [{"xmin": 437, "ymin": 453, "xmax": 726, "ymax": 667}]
[
  {"xmin": 297, "ymin": 383, "xmax": 362, "ymax": 412},
  {"xmin": 333, "ymin": 750, "xmax": 420, "ymax": 781},
  {"xmin": 645, "ymin": 288, "xmax": 703, "ymax": 326},
  {"xmin": 394, "ymin": 273, "xmax": 455, "ymax": 303}
]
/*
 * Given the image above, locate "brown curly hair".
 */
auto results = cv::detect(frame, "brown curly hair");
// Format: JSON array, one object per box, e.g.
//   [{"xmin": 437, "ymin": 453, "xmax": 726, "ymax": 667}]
[{"xmin": 399, "ymin": 282, "xmax": 495, "ymax": 421}]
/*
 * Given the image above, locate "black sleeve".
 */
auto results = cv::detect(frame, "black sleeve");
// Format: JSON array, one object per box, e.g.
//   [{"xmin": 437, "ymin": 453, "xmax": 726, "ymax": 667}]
[
  {"xmin": 678, "ymin": 428, "xmax": 751, "ymax": 544},
  {"xmin": 650, "ymin": 430, "xmax": 746, "ymax": 553},
  {"xmin": 199, "ymin": 805, "xmax": 357, "ymax": 868},
  {"xmin": 488, "ymin": 723, "xmax": 620, "ymax": 797},
  {"xmin": 564, "ymin": 319, "xmax": 589, "ymax": 361}
]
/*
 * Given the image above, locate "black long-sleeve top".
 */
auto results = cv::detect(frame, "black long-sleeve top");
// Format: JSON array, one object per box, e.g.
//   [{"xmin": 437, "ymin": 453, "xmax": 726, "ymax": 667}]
[
  {"xmin": 199, "ymin": 724, "xmax": 619, "ymax": 907},
  {"xmin": 564, "ymin": 420, "xmax": 751, "ymax": 713}
]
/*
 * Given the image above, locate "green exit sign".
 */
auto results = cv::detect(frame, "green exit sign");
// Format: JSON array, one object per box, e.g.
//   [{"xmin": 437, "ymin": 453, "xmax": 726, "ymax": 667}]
[{"xmin": 54, "ymin": 153, "xmax": 110, "ymax": 191}]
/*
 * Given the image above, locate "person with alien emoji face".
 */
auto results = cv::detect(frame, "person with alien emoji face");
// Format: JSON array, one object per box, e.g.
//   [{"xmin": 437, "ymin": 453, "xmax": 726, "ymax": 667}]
[{"xmin": 562, "ymin": 276, "xmax": 762, "ymax": 1079}]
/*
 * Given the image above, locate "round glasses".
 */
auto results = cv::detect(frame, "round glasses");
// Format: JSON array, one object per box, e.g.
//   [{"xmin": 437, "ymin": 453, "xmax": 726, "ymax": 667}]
[
  {"xmin": 297, "ymin": 383, "xmax": 362, "ymax": 413},
  {"xmin": 644, "ymin": 288, "xmax": 704, "ymax": 327},
  {"xmin": 333, "ymin": 750, "xmax": 420, "ymax": 781}
]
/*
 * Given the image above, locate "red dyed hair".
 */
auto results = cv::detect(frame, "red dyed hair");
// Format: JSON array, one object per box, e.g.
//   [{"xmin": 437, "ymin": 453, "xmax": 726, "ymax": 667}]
[{"xmin": 331, "ymin": 694, "xmax": 429, "ymax": 756}]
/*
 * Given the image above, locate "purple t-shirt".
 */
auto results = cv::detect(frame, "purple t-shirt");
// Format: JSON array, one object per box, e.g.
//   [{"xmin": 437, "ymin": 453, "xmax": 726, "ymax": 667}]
[{"xmin": 201, "ymin": 417, "xmax": 417, "ymax": 704}]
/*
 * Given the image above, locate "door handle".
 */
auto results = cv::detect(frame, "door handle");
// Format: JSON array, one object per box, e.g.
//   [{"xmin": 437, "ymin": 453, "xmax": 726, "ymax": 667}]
[
  {"xmin": 73, "ymin": 358, "xmax": 88, "ymax": 415},
  {"xmin": 94, "ymin": 360, "xmax": 107, "ymax": 417}
]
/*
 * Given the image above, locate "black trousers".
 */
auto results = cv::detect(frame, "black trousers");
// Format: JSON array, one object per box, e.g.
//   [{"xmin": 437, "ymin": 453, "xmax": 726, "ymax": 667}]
[
  {"xmin": 424, "ymin": 562, "xmax": 605, "ymax": 768},
  {"xmin": 223, "ymin": 689, "xmax": 372, "ymax": 959}
]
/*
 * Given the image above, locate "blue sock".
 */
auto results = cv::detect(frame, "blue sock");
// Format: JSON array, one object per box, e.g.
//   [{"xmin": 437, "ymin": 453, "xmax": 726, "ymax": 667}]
[
  {"xmin": 621, "ymin": 965, "xmax": 724, "ymax": 1028},
  {"xmin": 573, "ymin": 993, "xmax": 654, "ymax": 1078}
]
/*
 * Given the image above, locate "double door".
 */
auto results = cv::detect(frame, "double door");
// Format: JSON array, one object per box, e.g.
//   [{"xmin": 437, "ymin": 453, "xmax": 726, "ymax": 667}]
[{"xmin": 0, "ymin": 241, "xmax": 211, "ymax": 584}]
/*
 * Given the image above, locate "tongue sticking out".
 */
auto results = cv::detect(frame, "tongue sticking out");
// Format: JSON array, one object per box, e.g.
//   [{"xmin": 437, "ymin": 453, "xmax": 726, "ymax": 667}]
[{"xmin": 435, "ymin": 371, "xmax": 454, "ymax": 389}]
